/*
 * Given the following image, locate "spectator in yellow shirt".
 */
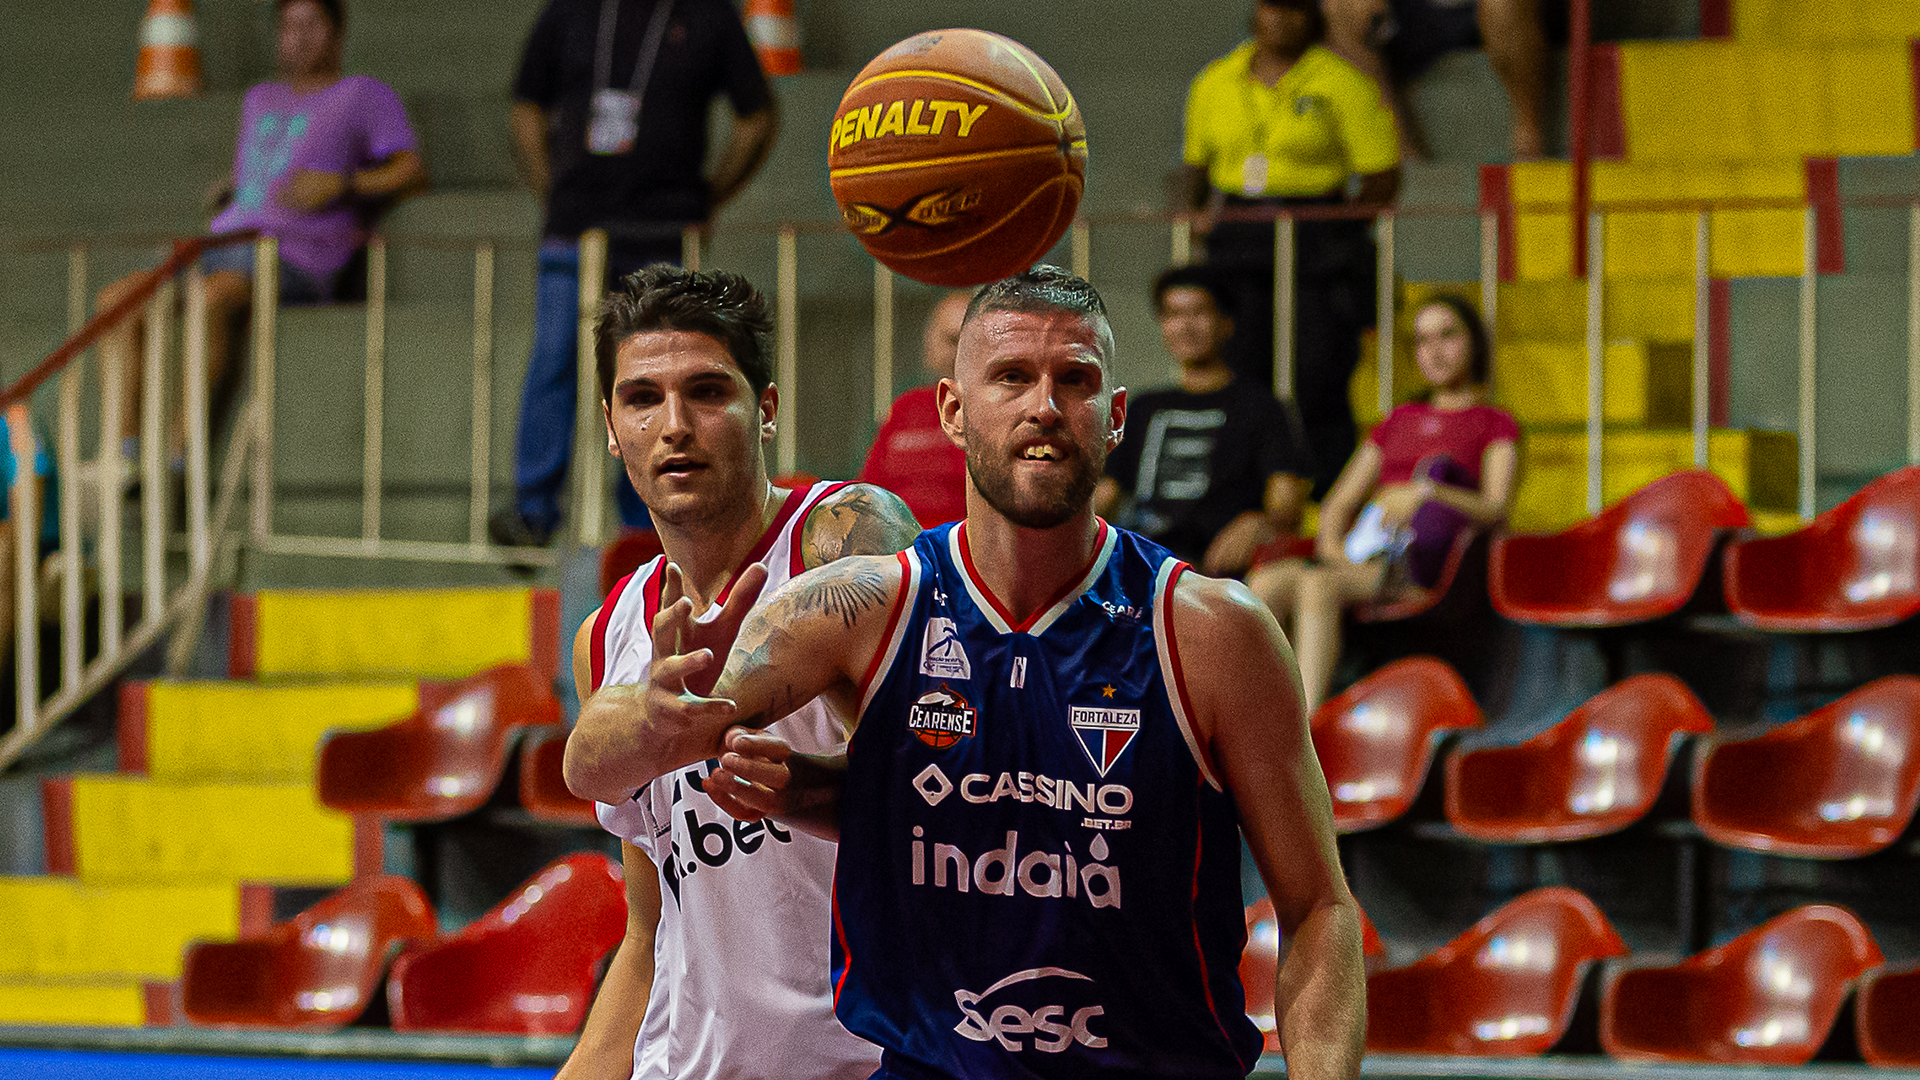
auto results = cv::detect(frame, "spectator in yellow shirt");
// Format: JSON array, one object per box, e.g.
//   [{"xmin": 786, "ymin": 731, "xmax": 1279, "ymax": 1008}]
[{"xmin": 1174, "ymin": 0, "xmax": 1399, "ymax": 498}]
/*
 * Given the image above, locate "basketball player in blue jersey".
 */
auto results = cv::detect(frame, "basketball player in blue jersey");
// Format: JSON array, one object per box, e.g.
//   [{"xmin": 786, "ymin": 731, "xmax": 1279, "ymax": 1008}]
[
  {"xmin": 571, "ymin": 266, "xmax": 1365, "ymax": 1080},
  {"xmin": 558, "ymin": 265, "xmax": 916, "ymax": 1080}
]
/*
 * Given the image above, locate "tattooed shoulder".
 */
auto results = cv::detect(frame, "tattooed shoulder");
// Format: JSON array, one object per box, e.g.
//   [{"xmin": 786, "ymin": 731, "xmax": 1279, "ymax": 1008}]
[
  {"xmin": 784, "ymin": 554, "xmax": 898, "ymax": 630},
  {"xmin": 803, "ymin": 483, "xmax": 921, "ymax": 568}
]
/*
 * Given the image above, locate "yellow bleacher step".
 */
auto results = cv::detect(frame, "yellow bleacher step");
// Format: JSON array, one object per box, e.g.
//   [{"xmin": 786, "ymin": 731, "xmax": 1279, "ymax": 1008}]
[
  {"xmin": 0, "ymin": 877, "xmax": 252, "ymax": 981},
  {"xmin": 1620, "ymin": 41, "xmax": 1912, "ymax": 163},
  {"xmin": 123, "ymin": 679, "xmax": 419, "ymax": 783},
  {"xmin": 1498, "ymin": 278, "xmax": 1697, "ymax": 344},
  {"xmin": 1493, "ymin": 340, "xmax": 1693, "ymax": 427},
  {"xmin": 0, "ymin": 978, "xmax": 149, "ymax": 1027},
  {"xmin": 46, "ymin": 775, "xmax": 363, "ymax": 886},
  {"xmin": 237, "ymin": 587, "xmax": 557, "ymax": 681},
  {"xmin": 1733, "ymin": 0, "xmax": 1920, "ymax": 46},
  {"xmin": 1511, "ymin": 427, "xmax": 1797, "ymax": 532},
  {"xmin": 1510, "ymin": 160, "xmax": 1810, "ymax": 281}
]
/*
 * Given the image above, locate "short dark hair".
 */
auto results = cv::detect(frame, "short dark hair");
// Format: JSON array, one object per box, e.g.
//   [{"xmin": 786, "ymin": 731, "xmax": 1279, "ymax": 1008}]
[
  {"xmin": 1419, "ymin": 292, "xmax": 1493, "ymax": 388},
  {"xmin": 278, "ymin": 0, "xmax": 345, "ymax": 32},
  {"xmin": 595, "ymin": 265, "xmax": 775, "ymax": 402},
  {"xmin": 1256, "ymin": 0, "xmax": 1327, "ymax": 42},
  {"xmin": 1151, "ymin": 265, "xmax": 1234, "ymax": 319},
  {"xmin": 963, "ymin": 265, "xmax": 1111, "ymax": 353}
]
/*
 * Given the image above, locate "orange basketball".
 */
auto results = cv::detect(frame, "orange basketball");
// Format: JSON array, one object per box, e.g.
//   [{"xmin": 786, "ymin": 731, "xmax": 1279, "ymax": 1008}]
[{"xmin": 828, "ymin": 29, "xmax": 1087, "ymax": 287}]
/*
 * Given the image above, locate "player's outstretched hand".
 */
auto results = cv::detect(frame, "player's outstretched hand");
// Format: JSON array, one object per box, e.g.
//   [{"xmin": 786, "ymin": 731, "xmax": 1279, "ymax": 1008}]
[
  {"xmin": 703, "ymin": 726, "xmax": 794, "ymax": 823},
  {"xmin": 654, "ymin": 561, "xmax": 769, "ymax": 698}
]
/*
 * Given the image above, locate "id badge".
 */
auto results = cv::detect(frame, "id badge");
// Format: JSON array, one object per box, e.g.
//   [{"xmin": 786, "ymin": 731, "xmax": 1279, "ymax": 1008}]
[
  {"xmin": 1240, "ymin": 152, "xmax": 1269, "ymax": 196},
  {"xmin": 587, "ymin": 88, "xmax": 641, "ymax": 155}
]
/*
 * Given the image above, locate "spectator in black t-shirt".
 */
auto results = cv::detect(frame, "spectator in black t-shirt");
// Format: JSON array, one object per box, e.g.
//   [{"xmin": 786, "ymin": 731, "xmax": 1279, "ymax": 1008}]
[
  {"xmin": 491, "ymin": 0, "xmax": 780, "ymax": 548},
  {"xmin": 1097, "ymin": 266, "xmax": 1314, "ymax": 576}
]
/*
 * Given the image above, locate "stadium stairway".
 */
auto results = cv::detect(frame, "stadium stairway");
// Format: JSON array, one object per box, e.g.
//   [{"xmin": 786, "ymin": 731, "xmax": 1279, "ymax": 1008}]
[{"xmin": 0, "ymin": 586, "xmax": 564, "ymax": 1028}]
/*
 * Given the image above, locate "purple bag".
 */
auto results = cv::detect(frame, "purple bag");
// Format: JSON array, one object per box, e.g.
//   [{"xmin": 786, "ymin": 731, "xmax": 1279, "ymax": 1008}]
[{"xmin": 1394, "ymin": 455, "xmax": 1475, "ymax": 589}]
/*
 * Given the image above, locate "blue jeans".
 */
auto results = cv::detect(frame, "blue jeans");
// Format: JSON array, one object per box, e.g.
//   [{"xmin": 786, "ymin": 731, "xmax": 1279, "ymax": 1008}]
[{"xmin": 513, "ymin": 238, "xmax": 677, "ymax": 532}]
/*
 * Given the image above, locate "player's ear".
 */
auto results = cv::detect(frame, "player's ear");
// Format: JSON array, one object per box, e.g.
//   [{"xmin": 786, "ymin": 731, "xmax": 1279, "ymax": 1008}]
[
  {"xmin": 603, "ymin": 399, "xmax": 621, "ymax": 459},
  {"xmin": 1107, "ymin": 386, "xmax": 1127, "ymax": 448},
  {"xmin": 758, "ymin": 384, "xmax": 780, "ymax": 445},
  {"xmin": 936, "ymin": 377, "xmax": 965, "ymax": 449}
]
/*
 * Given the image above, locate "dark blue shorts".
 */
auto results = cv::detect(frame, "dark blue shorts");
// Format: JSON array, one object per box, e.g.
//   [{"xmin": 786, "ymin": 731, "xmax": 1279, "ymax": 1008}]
[{"xmin": 199, "ymin": 242, "xmax": 346, "ymax": 305}]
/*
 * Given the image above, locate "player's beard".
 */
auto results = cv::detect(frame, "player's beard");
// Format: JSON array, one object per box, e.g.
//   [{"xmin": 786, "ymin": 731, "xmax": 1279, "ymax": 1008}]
[{"xmin": 965, "ymin": 426, "xmax": 1103, "ymax": 530}]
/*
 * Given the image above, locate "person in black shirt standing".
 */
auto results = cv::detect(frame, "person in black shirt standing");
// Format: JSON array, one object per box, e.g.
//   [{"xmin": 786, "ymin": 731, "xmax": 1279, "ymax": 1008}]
[
  {"xmin": 491, "ymin": 0, "xmax": 779, "ymax": 548},
  {"xmin": 1097, "ymin": 265, "xmax": 1314, "ymax": 576}
]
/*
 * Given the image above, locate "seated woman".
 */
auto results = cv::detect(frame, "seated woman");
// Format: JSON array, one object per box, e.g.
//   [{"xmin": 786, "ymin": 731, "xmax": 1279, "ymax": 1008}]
[{"xmin": 1247, "ymin": 294, "xmax": 1518, "ymax": 710}]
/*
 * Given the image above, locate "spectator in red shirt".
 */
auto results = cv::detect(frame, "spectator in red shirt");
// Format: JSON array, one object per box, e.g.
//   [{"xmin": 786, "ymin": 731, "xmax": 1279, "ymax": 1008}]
[
  {"xmin": 858, "ymin": 290, "xmax": 971, "ymax": 527},
  {"xmin": 1248, "ymin": 293, "xmax": 1518, "ymax": 708}
]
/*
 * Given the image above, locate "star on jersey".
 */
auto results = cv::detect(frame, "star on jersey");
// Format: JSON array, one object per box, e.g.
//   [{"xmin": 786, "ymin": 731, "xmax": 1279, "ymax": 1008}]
[{"xmin": 1068, "ymin": 703, "xmax": 1142, "ymax": 778}]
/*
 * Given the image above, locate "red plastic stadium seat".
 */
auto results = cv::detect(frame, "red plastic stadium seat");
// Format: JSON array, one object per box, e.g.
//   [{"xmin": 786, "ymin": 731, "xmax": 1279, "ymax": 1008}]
[
  {"xmin": 1445, "ymin": 674, "xmax": 1712, "ymax": 843},
  {"xmin": 317, "ymin": 664, "xmax": 562, "ymax": 822},
  {"xmin": 180, "ymin": 875, "xmax": 436, "ymax": 1028},
  {"xmin": 1491, "ymin": 471, "xmax": 1750, "ymax": 627},
  {"xmin": 1859, "ymin": 964, "xmax": 1920, "ymax": 1066},
  {"xmin": 1311, "ymin": 657, "xmax": 1483, "ymax": 832},
  {"xmin": 1691, "ymin": 676, "xmax": 1920, "ymax": 858},
  {"xmin": 1724, "ymin": 466, "xmax": 1920, "ymax": 631},
  {"xmin": 1366, "ymin": 887, "xmax": 1627, "ymax": 1056},
  {"xmin": 388, "ymin": 853, "xmax": 625, "ymax": 1034},
  {"xmin": 518, "ymin": 726, "xmax": 598, "ymax": 827},
  {"xmin": 1600, "ymin": 905, "xmax": 1882, "ymax": 1064},
  {"xmin": 1242, "ymin": 896, "xmax": 1382, "ymax": 1051},
  {"xmin": 599, "ymin": 529, "xmax": 665, "ymax": 597}
]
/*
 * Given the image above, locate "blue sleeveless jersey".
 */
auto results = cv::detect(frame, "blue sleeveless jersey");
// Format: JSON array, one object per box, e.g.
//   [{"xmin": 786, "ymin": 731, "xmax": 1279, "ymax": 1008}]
[{"xmin": 833, "ymin": 521, "xmax": 1262, "ymax": 1080}]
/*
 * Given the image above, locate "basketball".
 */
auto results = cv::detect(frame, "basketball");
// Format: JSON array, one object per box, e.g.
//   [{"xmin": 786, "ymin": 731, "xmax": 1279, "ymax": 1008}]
[{"xmin": 828, "ymin": 29, "xmax": 1087, "ymax": 287}]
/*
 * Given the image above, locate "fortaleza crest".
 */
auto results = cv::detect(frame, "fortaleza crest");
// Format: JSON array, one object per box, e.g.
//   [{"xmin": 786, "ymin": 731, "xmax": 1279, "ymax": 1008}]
[
  {"xmin": 1068, "ymin": 702, "xmax": 1141, "ymax": 777},
  {"xmin": 910, "ymin": 686, "xmax": 979, "ymax": 749}
]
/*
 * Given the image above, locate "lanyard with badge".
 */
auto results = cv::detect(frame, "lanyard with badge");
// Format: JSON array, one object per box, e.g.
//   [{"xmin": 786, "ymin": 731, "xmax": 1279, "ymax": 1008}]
[
  {"xmin": 1236, "ymin": 61, "xmax": 1290, "ymax": 196},
  {"xmin": 587, "ymin": 0, "xmax": 676, "ymax": 156}
]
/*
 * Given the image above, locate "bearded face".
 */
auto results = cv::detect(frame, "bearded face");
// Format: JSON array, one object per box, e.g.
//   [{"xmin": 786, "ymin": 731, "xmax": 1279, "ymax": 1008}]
[{"xmin": 941, "ymin": 307, "xmax": 1124, "ymax": 531}]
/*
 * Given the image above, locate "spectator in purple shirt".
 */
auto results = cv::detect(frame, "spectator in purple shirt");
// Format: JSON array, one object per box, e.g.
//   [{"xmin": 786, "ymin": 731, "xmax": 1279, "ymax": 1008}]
[{"xmin": 93, "ymin": 0, "xmax": 425, "ymax": 471}]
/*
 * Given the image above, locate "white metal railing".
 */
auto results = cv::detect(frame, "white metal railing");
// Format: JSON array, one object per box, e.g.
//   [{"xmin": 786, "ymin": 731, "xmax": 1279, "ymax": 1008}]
[
  {"xmin": 0, "ymin": 237, "xmax": 251, "ymax": 770},
  {"xmin": 5, "ymin": 196, "xmax": 1918, "ymax": 765}
]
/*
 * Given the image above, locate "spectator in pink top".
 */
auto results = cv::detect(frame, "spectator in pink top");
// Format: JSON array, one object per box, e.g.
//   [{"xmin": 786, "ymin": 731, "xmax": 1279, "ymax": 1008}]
[
  {"xmin": 858, "ymin": 290, "xmax": 971, "ymax": 528},
  {"xmin": 1248, "ymin": 293, "xmax": 1518, "ymax": 709},
  {"xmin": 92, "ymin": 0, "xmax": 425, "ymax": 471}
]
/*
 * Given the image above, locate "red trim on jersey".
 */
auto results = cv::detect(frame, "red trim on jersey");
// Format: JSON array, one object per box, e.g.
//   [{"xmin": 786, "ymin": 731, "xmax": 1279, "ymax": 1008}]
[
  {"xmin": 1161, "ymin": 563, "xmax": 1205, "ymax": 758},
  {"xmin": 856, "ymin": 552, "xmax": 914, "ymax": 704},
  {"xmin": 644, "ymin": 563, "xmax": 667, "ymax": 624},
  {"xmin": 715, "ymin": 484, "xmax": 809, "ymax": 606},
  {"xmin": 831, "ymin": 883, "xmax": 854, "ymax": 1005},
  {"xmin": 1189, "ymin": 790, "xmax": 1241, "ymax": 1063},
  {"xmin": 789, "ymin": 481, "xmax": 857, "ymax": 577},
  {"xmin": 955, "ymin": 520, "xmax": 1109, "ymax": 633},
  {"xmin": 591, "ymin": 569, "xmax": 641, "ymax": 693}
]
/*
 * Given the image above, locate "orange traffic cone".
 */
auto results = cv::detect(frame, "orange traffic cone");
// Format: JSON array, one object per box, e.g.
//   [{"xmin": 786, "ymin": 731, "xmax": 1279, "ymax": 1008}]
[
  {"xmin": 133, "ymin": 0, "xmax": 202, "ymax": 100},
  {"xmin": 744, "ymin": 0, "xmax": 800, "ymax": 76}
]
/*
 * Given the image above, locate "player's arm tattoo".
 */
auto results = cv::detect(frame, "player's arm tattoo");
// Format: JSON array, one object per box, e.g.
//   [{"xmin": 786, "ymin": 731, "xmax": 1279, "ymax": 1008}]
[
  {"xmin": 802, "ymin": 484, "xmax": 920, "ymax": 568},
  {"xmin": 798, "ymin": 563, "xmax": 891, "ymax": 628},
  {"xmin": 720, "ymin": 555, "xmax": 895, "ymax": 727}
]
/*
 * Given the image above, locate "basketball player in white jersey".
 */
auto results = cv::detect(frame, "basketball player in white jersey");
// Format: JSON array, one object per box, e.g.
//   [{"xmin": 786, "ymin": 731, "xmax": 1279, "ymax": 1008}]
[
  {"xmin": 569, "ymin": 267, "xmax": 1365, "ymax": 1080},
  {"xmin": 558, "ymin": 265, "xmax": 918, "ymax": 1080}
]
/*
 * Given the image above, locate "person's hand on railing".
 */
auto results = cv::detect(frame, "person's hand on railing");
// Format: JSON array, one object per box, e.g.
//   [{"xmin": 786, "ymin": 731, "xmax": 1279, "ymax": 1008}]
[{"xmin": 277, "ymin": 169, "xmax": 350, "ymax": 212}]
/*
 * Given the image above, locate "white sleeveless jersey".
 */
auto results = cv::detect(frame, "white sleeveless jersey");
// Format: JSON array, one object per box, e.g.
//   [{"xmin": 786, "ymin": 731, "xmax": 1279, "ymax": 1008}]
[{"xmin": 593, "ymin": 481, "xmax": 882, "ymax": 1080}]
